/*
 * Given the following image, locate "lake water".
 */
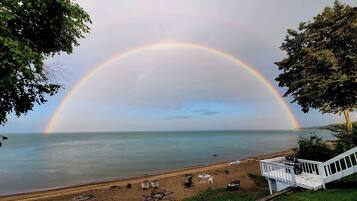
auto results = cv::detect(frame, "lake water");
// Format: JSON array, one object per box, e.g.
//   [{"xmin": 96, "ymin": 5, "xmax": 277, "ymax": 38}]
[{"xmin": 0, "ymin": 130, "xmax": 334, "ymax": 195}]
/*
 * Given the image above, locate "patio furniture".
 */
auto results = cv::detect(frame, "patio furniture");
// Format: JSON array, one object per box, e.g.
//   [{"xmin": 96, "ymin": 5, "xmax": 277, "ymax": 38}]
[
  {"xmin": 208, "ymin": 176, "xmax": 213, "ymax": 184},
  {"xmin": 197, "ymin": 173, "xmax": 211, "ymax": 183},
  {"xmin": 229, "ymin": 160, "xmax": 240, "ymax": 166},
  {"xmin": 282, "ymin": 156, "xmax": 302, "ymax": 175},
  {"xmin": 227, "ymin": 180, "xmax": 240, "ymax": 191},
  {"xmin": 141, "ymin": 180, "xmax": 150, "ymax": 190},
  {"xmin": 151, "ymin": 180, "xmax": 160, "ymax": 189},
  {"xmin": 184, "ymin": 176, "xmax": 193, "ymax": 188}
]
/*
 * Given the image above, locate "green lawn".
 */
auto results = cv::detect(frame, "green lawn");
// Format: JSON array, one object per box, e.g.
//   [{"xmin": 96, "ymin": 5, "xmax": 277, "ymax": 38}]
[
  {"xmin": 275, "ymin": 188, "xmax": 357, "ymax": 201},
  {"xmin": 276, "ymin": 173, "xmax": 357, "ymax": 201},
  {"xmin": 183, "ymin": 188, "xmax": 269, "ymax": 201}
]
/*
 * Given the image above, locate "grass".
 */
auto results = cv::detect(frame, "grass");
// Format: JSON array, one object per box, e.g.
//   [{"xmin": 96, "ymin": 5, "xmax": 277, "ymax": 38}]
[
  {"xmin": 183, "ymin": 174, "xmax": 269, "ymax": 201},
  {"xmin": 247, "ymin": 173, "xmax": 267, "ymax": 187},
  {"xmin": 276, "ymin": 173, "xmax": 357, "ymax": 201},
  {"xmin": 183, "ymin": 188, "xmax": 269, "ymax": 201},
  {"xmin": 184, "ymin": 173, "xmax": 357, "ymax": 201},
  {"xmin": 275, "ymin": 188, "xmax": 357, "ymax": 201}
]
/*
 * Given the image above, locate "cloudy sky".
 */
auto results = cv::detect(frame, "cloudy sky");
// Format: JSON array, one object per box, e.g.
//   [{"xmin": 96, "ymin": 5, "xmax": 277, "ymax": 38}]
[{"xmin": 2, "ymin": 0, "xmax": 356, "ymax": 133}]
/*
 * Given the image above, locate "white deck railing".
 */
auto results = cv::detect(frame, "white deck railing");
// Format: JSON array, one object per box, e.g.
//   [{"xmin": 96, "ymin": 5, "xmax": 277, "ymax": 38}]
[
  {"xmin": 260, "ymin": 158, "xmax": 296, "ymax": 187},
  {"xmin": 297, "ymin": 158, "xmax": 323, "ymax": 175},
  {"xmin": 260, "ymin": 146, "xmax": 357, "ymax": 192}
]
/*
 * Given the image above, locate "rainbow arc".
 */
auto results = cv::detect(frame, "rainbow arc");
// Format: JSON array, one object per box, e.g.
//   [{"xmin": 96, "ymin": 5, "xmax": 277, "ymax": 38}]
[{"xmin": 44, "ymin": 42, "xmax": 300, "ymax": 133}]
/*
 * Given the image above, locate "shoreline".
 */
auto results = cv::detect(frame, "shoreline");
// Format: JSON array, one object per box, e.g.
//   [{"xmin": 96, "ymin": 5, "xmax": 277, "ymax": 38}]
[
  {"xmin": 0, "ymin": 149, "xmax": 294, "ymax": 201},
  {"xmin": 2, "ymin": 150, "xmax": 290, "ymax": 195}
]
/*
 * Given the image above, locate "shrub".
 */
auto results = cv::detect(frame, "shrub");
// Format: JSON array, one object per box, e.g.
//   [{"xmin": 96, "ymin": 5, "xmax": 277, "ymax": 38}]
[{"xmin": 295, "ymin": 136, "xmax": 335, "ymax": 161}]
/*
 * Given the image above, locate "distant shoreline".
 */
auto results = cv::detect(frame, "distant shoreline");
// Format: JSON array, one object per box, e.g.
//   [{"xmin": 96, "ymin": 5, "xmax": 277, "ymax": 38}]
[{"xmin": 0, "ymin": 149, "xmax": 294, "ymax": 201}]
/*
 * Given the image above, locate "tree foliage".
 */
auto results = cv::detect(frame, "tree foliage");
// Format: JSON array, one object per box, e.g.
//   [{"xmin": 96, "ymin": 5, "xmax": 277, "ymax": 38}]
[
  {"xmin": 275, "ymin": 1, "xmax": 357, "ymax": 131},
  {"xmin": 0, "ymin": 0, "xmax": 91, "ymax": 125}
]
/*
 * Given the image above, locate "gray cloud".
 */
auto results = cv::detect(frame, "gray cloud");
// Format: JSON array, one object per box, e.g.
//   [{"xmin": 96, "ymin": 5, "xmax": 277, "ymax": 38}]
[
  {"xmin": 202, "ymin": 111, "xmax": 220, "ymax": 115},
  {"xmin": 165, "ymin": 115, "xmax": 193, "ymax": 120},
  {"xmin": 192, "ymin": 109, "xmax": 220, "ymax": 116},
  {"xmin": 165, "ymin": 109, "xmax": 219, "ymax": 120},
  {"xmin": 192, "ymin": 109, "xmax": 210, "ymax": 113}
]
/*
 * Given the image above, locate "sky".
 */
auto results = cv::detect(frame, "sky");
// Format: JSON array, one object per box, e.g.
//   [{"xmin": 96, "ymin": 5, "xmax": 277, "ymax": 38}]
[{"xmin": 2, "ymin": 0, "xmax": 357, "ymax": 133}]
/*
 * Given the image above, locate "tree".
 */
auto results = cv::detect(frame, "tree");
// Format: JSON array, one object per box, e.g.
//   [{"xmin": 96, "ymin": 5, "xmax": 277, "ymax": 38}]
[
  {"xmin": 276, "ymin": 1, "xmax": 357, "ymax": 134},
  {"xmin": 0, "ymin": 0, "xmax": 91, "ymax": 125}
]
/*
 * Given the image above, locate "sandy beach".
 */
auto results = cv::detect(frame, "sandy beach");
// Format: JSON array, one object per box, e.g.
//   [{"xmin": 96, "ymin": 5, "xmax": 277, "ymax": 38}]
[{"xmin": 0, "ymin": 149, "xmax": 293, "ymax": 201}]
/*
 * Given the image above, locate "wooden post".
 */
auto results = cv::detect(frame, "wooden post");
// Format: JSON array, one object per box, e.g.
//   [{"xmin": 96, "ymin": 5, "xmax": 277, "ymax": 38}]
[
  {"xmin": 318, "ymin": 164, "xmax": 326, "ymax": 190},
  {"xmin": 268, "ymin": 179, "xmax": 273, "ymax": 194}
]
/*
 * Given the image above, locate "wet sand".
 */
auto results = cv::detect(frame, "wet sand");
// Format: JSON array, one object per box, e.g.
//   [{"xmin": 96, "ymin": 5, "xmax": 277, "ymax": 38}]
[{"xmin": 0, "ymin": 149, "xmax": 293, "ymax": 201}]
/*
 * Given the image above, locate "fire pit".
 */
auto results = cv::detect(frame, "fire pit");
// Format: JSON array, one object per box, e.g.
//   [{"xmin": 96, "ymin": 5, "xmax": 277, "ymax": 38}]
[{"xmin": 143, "ymin": 190, "xmax": 174, "ymax": 201}]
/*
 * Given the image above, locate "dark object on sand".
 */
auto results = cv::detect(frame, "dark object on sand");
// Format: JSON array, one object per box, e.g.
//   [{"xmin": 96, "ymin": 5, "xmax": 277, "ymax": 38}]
[
  {"xmin": 143, "ymin": 190, "xmax": 174, "ymax": 201},
  {"xmin": 184, "ymin": 176, "xmax": 193, "ymax": 188},
  {"xmin": 2, "ymin": 136, "xmax": 7, "ymax": 140},
  {"xmin": 224, "ymin": 170, "xmax": 229, "ymax": 174},
  {"xmin": 127, "ymin": 183, "xmax": 132, "ymax": 189},
  {"xmin": 72, "ymin": 194, "xmax": 95, "ymax": 201},
  {"xmin": 110, "ymin": 185, "xmax": 120, "ymax": 191},
  {"xmin": 227, "ymin": 180, "xmax": 240, "ymax": 191}
]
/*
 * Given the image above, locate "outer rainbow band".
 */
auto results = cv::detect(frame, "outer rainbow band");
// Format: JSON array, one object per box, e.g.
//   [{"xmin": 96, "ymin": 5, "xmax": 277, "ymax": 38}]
[{"xmin": 44, "ymin": 42, "xmax": 300, "ymax": 133}]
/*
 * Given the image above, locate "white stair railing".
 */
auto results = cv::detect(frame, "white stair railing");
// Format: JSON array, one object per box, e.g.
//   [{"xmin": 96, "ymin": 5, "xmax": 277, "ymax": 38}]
[{"xmin": 320, "ymin": 147, "xmax": 357, "ymax": 183}]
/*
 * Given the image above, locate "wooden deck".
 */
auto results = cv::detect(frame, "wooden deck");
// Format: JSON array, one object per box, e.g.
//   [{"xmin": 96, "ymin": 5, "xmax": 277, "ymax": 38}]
[
  {"xmin": 260, "ymin": 147, "xmax": 357, "ymax": 194},
  {"xmin": 265, "ymin": 169, "xmax": 323, "ymax": 190}
]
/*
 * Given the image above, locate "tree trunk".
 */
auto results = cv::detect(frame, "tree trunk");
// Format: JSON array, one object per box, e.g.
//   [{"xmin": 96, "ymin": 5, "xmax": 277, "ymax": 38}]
[{"xmin": 343, "ymin": 110, "xmax": 352, "ymax": 135}]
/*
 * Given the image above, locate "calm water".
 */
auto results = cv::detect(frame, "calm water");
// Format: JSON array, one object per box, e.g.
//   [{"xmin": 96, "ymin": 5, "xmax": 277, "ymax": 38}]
[{"xmin": 0, "ymin": 130, "xmax": 334, "ymax": 195}]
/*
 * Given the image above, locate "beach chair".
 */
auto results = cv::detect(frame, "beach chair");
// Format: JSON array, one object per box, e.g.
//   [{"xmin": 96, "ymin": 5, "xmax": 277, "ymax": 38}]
[
  {"xmin": 184, "ymin": 176, "xmax": 193, "ymax": 188},
  {"xmin": 141, "ymin": 180, "xmax": 150, "ymax": 190},
  {"xmin": 150, "ymin": 180, "xmax": 159, "ymax": 189},
  {"xmin": 227, "ymin": 180, "xmax": 240, "ymax": 191},
  {"xmin": 208, "ymin": 176, "xmax": 213, "ymax": 184},
  {"xmin": 229, "ymin": 160, "xmax": 240, "ymax": 166}
]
